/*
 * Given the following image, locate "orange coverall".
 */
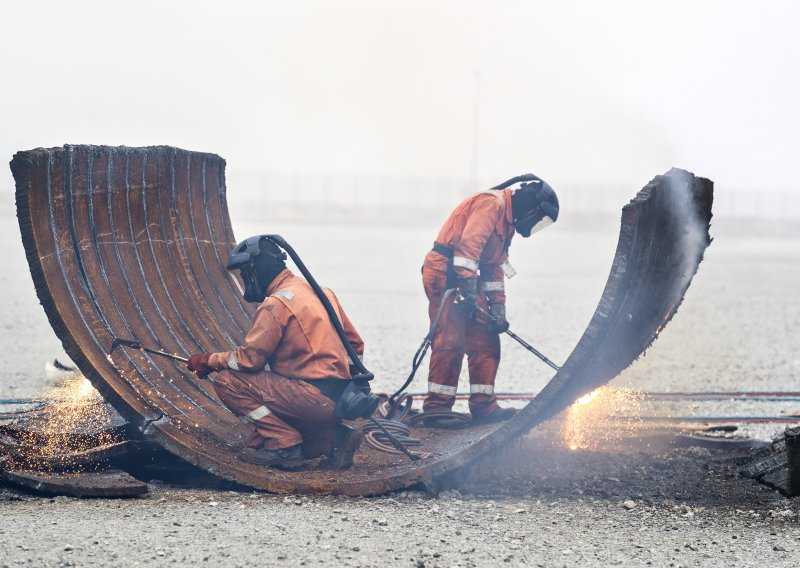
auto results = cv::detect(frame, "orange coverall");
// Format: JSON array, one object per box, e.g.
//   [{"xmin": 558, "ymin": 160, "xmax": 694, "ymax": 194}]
[
  {"xmin": 206, "ymin": 269, "xmax": 364, "ymax": 454},
  {"xmin": 422, "ymin": 188, "xmax": 515, "ymax": 418}
]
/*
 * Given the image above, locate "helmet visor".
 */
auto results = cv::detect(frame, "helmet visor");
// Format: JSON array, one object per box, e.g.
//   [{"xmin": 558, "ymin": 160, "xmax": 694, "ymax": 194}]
[{"xmin": 530, "ymin": 216, "xmax": 555, "ymax": 235}]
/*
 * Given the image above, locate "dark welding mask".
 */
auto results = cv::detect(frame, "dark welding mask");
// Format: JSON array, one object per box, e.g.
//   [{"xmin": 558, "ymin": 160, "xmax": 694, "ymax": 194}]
[
  {"xmin": 335, "ymin": 380, "xmax": 380, "ymax": 420},
  {"xmin": 511, "ymin": 178, "xmax": 560, "ymax": 238},
  {"xmin": 226, "ymin": 235, "xmax": 287, "ymax": 303}
]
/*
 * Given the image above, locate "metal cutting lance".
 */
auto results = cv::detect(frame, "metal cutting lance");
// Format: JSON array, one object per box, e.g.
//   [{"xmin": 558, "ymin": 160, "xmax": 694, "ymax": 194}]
[
  {"xmin": 454, "ymin": 291, "xmax": 561, "ymax": 372},
  {"xmin": 109, "ymin": 337, "xmax": 189, "ymax": 363}
]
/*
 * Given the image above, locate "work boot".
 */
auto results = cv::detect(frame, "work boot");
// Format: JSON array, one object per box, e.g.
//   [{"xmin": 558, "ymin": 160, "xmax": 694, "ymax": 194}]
[
  {"xmin": 241, "ymin": 443, "xmax": 305, "ymax": 469},
  {"xmin": 471, "ymin": 406, "xmax": 518, "ymax": 425},
  {"xmin": 320, "ymin": 424, "xmax": 363, "ymax": 470},
  {"xmin": 418, "ymin": 411, "xmax": 472, "ymax": 429}
]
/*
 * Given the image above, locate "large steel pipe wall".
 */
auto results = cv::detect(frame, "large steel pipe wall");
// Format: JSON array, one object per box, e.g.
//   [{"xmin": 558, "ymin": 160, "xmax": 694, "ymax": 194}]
[{"xmin": 11, "ymin": 146, "xmax": 712, "ymax": 495}]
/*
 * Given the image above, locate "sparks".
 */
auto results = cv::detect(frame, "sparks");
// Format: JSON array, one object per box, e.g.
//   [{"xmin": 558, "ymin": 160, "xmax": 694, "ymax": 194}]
[
  {"xmin": 563, "ymin": 387, "xmax": 644, "ymax": 451},
  {"xmin": 13, "ymin": 374, "xmax": 119, "ymax": 471}
]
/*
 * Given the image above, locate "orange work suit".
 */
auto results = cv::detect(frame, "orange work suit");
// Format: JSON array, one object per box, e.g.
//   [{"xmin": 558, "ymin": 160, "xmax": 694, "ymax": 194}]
[
  {"xmin": 207, "ymin": 269, "xmax": 364, "ymax": 452},
  {"xmin": 422, "ymin": 188, "xmax": 515, "ymax": 417}
]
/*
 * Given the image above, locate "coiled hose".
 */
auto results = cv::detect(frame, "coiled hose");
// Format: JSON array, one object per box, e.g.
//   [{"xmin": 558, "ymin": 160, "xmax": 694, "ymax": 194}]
[{"xmin": 362, "ymin": 418, "xmax": 430, "ymax": 459}]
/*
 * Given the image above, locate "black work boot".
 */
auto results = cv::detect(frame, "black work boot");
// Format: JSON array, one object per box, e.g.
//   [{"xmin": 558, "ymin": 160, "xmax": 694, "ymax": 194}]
[
  {"xmin": 420, "ymin": 411, "xmax": 471, "ymax": 429},
  {"xmin": 471, "ymin": 406, "xmax": 518, "ymax": 425},
  {"xmin": 320, "ymin": 424, "xmax": 363, "ymax": 470},
  {"xmin": 241, "ymin": 443, "xmax": 305, "ymax": 469}
]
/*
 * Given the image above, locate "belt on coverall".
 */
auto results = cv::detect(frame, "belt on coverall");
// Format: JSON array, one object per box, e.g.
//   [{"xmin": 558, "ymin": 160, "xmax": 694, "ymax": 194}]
[
  {"xmin": 431, "ymin": 242, "xmax": 459, "ymax": 287},
  {"xmin": 303, "ymin": 378, "xmax": 349, "ymax": 401}
]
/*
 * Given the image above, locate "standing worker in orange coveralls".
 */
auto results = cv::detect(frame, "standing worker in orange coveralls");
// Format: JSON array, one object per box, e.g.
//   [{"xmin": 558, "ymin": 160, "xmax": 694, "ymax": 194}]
[
  {"xmin": 421, "ymin": 174, "xmax": 559, "ymax": 426},
  {"xmin": 186, "ymin": 236, "xmax": 365, "ymax": 470}
]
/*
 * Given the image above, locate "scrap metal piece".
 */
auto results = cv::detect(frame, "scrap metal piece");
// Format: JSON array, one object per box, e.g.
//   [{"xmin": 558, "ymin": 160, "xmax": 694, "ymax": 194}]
[
  {"xmin": 2, "ymin": 468, "xmax": 147, "ymax": 497},
  {"xmin": 10, "ymin": 146, "xmax": 713, "ymax": 495},
  {"xmin": 739, "ymin": 429, "xmax": 800, "ymax": 497}
]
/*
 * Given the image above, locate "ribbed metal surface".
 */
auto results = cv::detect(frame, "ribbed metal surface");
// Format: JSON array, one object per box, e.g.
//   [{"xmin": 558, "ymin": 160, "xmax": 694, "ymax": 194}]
[{"xmin": 11, "ymin": 146, "xmax": 713, "ymax": 495}]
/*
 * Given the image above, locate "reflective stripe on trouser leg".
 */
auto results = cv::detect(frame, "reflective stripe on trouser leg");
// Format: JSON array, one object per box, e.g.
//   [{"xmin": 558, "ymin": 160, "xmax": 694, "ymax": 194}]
[
  {"xmin": 210, "ymin": 370, "xmax": 304, "ymax": 450},
  {"xmin": 465, "ymin": 314, "xmax": 501, "ymax": 418},
  {"xmin": 428, "ymin": 382, "xmax": 458, "ymax": 395},
  {"xmin": 422, "ymin": 265, "xmax": 465, "ymax": 413},
  {"xmin": 241, "ymin": 405, "xmax": 271, "ymax": 423}
]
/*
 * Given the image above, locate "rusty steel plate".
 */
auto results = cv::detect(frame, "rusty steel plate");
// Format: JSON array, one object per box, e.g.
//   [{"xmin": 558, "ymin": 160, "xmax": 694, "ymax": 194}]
[
  {"xmin": 2, "ymin": 468, "xmax": 148, "ymax": 497},
  {"xmin": 10, "ymin": 146, "xmax": 713, "ymax": 495}
]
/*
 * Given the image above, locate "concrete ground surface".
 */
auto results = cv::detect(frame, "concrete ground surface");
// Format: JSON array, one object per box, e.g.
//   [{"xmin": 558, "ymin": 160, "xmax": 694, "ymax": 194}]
[{"xmin": 1, "ymin": 200, "xmax": 799, "ymax": 566}]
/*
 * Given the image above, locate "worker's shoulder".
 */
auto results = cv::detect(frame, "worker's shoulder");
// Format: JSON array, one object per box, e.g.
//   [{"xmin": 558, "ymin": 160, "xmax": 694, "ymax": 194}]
[
  {"xmin": 468, "ymin": 190, "xmax": 505, "ymax": 210},
  {"xmin": 268, "ymin": 275, "xmax": 316, "ymax": 305}
]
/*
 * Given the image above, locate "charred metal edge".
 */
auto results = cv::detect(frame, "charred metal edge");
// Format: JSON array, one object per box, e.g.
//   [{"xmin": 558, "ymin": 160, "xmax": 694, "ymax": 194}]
[{"xmin": 2, "ymin": 467, "xmax": 148, "ymax": 497}]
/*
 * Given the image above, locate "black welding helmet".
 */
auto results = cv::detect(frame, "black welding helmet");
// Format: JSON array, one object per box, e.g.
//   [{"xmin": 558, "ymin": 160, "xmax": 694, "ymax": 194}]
[
  {"xmin": 226, "ymin": 235, "xmax": 287, "ymax": 303},
  {"xmin": 510, "ymin": 176, "xmax": 560, "ymax": 238}
]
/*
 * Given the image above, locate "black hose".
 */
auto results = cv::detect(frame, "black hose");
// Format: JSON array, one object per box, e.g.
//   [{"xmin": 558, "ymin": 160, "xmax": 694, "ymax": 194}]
[
  {"xmin": 265, "ymin": 235, "xmax": 373, "ymax": 382},
  {"xmin": 385, "ymin": 288, "xmax": 456, "ymax": 419}
]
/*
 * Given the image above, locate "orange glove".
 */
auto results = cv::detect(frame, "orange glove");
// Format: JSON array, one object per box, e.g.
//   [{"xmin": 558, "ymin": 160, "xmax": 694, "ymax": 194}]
[{"xmin": 187, "ymin": 353, "xmax": 214, "ymax": 379}]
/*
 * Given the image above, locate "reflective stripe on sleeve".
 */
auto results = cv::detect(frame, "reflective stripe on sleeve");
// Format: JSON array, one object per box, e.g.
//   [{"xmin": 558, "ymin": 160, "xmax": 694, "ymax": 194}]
[
  {"xmin": 470, "ymin": 384, "xmax": 495, "ymax": 395},
  {"xmin": 242, "ymin": 405, "xmax": 271, "ymax": 423},
  {"xmin": 428, "ymin": 382, "xmax": 458, "ymax": 396},
  {"xmin": 481, "ymin": 281, "xmax": 504, "ymax": 292},
  {"xmin": 227, "ymin": 352, "xmax": 240, "ymax": 371},
  {"xmin": 453, "ymin": 256, "xmax": 479, "ymax": 272}
]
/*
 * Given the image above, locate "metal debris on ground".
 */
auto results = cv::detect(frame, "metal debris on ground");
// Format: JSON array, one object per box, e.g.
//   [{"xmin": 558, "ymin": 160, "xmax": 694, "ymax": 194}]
[{"xmin": 738, "ymin": 426, "xmax": 800, "ymax": 497}]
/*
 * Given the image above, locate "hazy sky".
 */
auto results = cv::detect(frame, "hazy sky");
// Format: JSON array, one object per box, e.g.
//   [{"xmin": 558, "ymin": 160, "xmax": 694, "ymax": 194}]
[{"xmin": 2, "ymin": 1, "xmax": 799, "ymax": 194}]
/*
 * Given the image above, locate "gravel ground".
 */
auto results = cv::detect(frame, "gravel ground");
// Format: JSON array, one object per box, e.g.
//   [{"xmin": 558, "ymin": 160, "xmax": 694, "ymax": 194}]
[{"xmin": 1, "ymin": 201, "xmax": 799, "ymax": 566}]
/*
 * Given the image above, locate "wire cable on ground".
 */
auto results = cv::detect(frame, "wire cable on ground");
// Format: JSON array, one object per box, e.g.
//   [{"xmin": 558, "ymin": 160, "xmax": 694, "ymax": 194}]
[
  {"xmin": 404, "ymin": 391, "xmax": 800, "ymax": 402},
  {"xmin": 362, "ymin": 418, "xmax": 430, "ymax": 459}
]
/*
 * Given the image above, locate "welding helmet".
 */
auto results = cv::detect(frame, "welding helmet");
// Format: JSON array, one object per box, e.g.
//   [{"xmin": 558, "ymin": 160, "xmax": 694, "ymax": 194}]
[
  {"xmin": 226, "ymin": 235, "xmax": 287, "ymax": 303},
  {"xmin": 510, "ymin": 176, "xmax": 560, "ymax": 238},
  {"xmin": 334, "ymin": 380, "xmax": 380, "ymax": 420}
]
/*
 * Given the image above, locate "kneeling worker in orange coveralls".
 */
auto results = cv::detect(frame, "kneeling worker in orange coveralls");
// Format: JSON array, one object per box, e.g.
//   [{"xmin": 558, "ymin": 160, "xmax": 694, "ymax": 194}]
[
  {"xmin": 422, "ymin": 174, "xmax": 559, "ymax": 426},
  {"xmin": 186, "ymin": 235, "xmax": 365, "ymax": 470}
]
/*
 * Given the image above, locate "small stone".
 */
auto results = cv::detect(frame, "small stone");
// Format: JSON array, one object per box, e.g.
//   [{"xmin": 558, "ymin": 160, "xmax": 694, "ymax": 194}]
[
  {"xmin": 773, "ymin": 545, "xmax": 787, "ymax": 552},
  {"xmin": 64, "ymin": 545, "xmax": 73, "ymax": 552},
  {"xmin": 622, "ymin": 500, "xmax": 636, "ymax": 510}
]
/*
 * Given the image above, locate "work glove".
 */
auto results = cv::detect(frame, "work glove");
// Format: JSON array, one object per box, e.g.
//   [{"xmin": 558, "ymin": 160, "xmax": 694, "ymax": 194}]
[
  {"xmin": 456, "ymin": 278, "xmax": 478, "ymax": 313},
  {"xmin": 488, "ymin": 303, "xmax": 509, "ymax": 334},
  {"xmin": 187, "ymin": 353, "xmax": 214, "ymax": 379}
]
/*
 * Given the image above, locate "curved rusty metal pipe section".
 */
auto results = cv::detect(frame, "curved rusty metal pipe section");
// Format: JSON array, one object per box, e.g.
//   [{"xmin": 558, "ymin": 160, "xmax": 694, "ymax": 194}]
[{"xmin": 10, "ymin": 146, "xmax": 713, "ymax": 495}]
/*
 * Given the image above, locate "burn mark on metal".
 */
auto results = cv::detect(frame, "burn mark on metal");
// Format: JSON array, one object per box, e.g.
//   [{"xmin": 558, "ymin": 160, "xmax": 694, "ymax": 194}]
[{"xmin": 10, "ymin": 146, "xmax": 713, "ymax": 495}]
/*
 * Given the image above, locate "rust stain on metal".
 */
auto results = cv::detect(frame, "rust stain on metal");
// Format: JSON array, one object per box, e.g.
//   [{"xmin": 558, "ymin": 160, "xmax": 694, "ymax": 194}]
[{"xmin": 10, "ymin": 146, "xmax": 713, "ymax": 495}]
